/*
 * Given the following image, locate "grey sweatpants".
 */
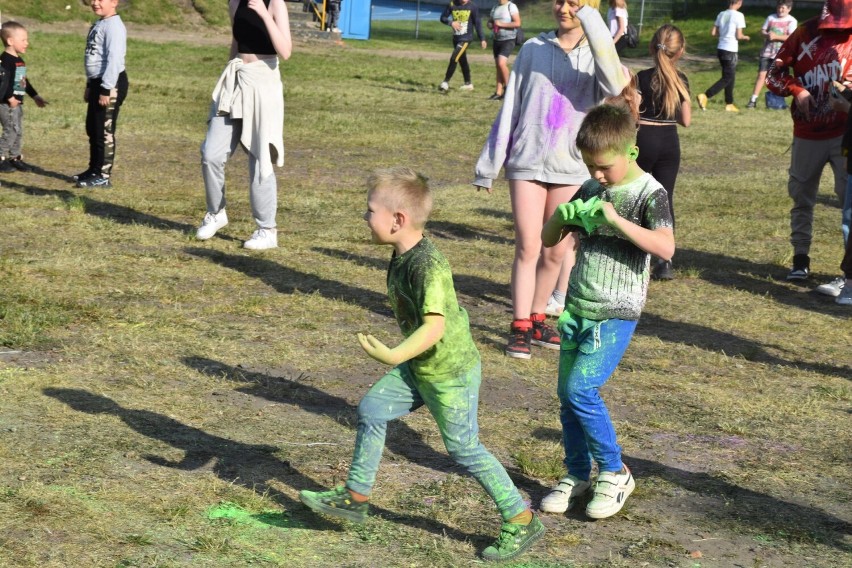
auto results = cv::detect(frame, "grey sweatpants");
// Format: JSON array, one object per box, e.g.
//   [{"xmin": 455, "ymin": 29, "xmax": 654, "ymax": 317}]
[
  {"xmin": 0, "ymin": 103, "xmax": 23, "ymax": 159},
  {"xmin": 201, "ymin": 111, "xmax": 278, "ymax": 229},
  {"xmin": 787, "ymin": 135, "xmax": 846, "ymax": 256}
]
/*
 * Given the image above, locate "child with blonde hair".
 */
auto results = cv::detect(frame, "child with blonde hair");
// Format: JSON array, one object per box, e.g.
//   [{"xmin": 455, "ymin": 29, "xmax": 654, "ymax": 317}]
[
  {"xmin": 300, "ymin": 167, "xmax": 544, "ymax": 562},
  {"xmin": 636, "ymin": 24, "xmax": 691, "ymax": 279}
]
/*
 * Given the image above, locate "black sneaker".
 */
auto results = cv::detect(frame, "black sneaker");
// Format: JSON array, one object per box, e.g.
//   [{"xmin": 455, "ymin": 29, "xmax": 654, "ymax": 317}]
[
  {"xmin": 786, "ymin": 254, "xmax": 810, "ymax": 281},
  {"xmin": 746, "ymin": 100, "xmax": 757, "ymax": 109},
  {"xmin": 506, "ymin": 319, "xmax": 532, "ymax": 359},
  {"xmin": 651, "ymin": 260, "xmax": 674, "ymax": 280},
  {"xmin": 76, "ymin": 175, "xmax": 112, "ymax": 188},
  {"xmin": 9, "ymin": 158, "xmax": 33, "ymax": 171},
  {"xmin": 299, "ymin": 486, "xmax": 369, "ymax": 523},
  {"xmin": 0, "ymin": 160, "xmax": 14, "ymax": 173},
  {"xmin": 530, "ymin": 313, "xmax": 560, "ymax": 350},
  {"xmin": 72, "ymin": 169, "xmax": 94, "ymax": 181}
]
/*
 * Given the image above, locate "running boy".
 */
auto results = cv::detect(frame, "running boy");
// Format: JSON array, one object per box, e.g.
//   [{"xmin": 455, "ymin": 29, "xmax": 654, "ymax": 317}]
[
  {"xmin": 0, "ymin": 21, "xmax": 47, "ymax": 173},
  {"xmin": 539, "ymin": 101, "xmax": 674, "ymax": 519},
  {"xmin": 439, "ymin": 0, "xmax": 487, "ymax": 92},
  {"xmin": 746, "ymin": 0, "xmax": 796, "ymax": 109},
  {"xmin": 697, "ymin": 0, "xmax": 749, "ymax": 112},
  {"xmin": 300, "ymin": 167, "xmax": 544, "ymax": 562},
  {"xmin": 75, "ymin": 0, "xmax": 128, "ymax": 189}
]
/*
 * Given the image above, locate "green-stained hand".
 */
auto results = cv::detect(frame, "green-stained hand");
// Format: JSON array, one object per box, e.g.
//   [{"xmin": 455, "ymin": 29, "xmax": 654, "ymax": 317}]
[
  {"xmin": 357, "ymin": 333, "xmax": 397, "ymax": 365},
  {"xmin": 555, "ymin": 197, "xmax": 607, "ymax": 234}
]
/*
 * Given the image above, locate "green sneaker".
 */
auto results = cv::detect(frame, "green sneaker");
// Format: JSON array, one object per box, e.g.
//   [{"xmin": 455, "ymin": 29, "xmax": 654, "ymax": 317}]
[
  {"xmin": 299, "ymin": 486, "xmax": 368, "ymax": 523},
  {"xmin": 481, "ymin": 513, "xmax": 545, "ymax": 562}
]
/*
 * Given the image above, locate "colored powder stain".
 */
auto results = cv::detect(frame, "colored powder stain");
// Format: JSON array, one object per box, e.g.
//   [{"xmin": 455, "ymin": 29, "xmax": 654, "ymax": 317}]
[
  {"xmin": 207, "ymin": 502, "xmax": 294, "ymax": 529},
  {"xmin": 546, "ymin": 92, "xmax": 569, "ymax": 132}
]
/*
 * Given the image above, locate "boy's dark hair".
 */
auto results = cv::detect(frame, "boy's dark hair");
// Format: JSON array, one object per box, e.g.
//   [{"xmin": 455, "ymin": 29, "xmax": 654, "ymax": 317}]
[
  {"xmin": 777, "ymin": 0, "xmax": 793, "ymax": 8},
  {"xmin": 367, "ymin": 167, "xmax": 433, "ymax": 229},
  {"xmin": 1, "ymin": 21, "xmax": 26, "ymax": 47},
  {"xmin": 575, "ymin": 101, "xmax": 637, "ymax": 156}
]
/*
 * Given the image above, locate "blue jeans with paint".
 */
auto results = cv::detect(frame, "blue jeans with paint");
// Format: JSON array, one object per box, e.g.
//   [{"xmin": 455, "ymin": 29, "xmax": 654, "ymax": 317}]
[
  {"xmin": 347, "ymin": 361, "xmax": 527, "ymax": 521},
  {"xmin": 556, "ymin": 313, "xmax": 637, "ymax": 481}
]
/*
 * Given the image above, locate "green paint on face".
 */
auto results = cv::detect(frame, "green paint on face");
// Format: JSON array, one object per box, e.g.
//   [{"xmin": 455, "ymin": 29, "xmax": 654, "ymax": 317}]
[{"xmin": 207, "ymin": 502, "xmax": 294, "ymax": 529}]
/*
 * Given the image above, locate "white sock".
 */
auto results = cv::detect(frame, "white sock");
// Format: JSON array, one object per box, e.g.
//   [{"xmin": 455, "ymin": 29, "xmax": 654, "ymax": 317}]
[{"xmin": 551, "ymin": 290, "xmax": 566, "ymax": 304}]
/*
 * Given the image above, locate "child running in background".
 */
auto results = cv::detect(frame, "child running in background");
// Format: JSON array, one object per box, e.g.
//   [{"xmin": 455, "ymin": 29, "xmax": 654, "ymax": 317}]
[
  {"xmin": 636, "ymin": 24, "xmax": 691, "ymax": 280},
  {"xmin": 696, "ymin": 0, "xmax": 749, "ymax": 112},
  {"xmin": 0, "ymin": 21, "xmax": 47, "ymax": 173},
  {"xmin": 439, "ymin": 0, "xmax": 487, "ymax": 92},
  {"xmin": 746, "ymin": 0, "xmax": 796, "ymax": 109},
  {"xmin": 539, "ymin": 100, "xmax": 674, "ymax": 519},
  {"xmin": 300, "ymin": 167, "xmax": 544, "ymax": 563},
  {"xmin": 473, "ymin": 0, "xmax": 626, "ymax": 359}
]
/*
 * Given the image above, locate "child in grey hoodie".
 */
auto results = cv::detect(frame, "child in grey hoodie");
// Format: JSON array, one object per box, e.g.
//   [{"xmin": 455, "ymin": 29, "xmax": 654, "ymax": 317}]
[{"xmin": 473, "ymin": 0, "xmax": 626, "ymax": 360}]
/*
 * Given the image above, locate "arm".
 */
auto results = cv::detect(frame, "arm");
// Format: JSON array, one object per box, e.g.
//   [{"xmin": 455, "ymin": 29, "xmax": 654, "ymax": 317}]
[
  {"xmin": 473, "ymin": 6, "xmax": 486, "ymax": 47},
  {"xmin": 711, "ymin": 25, "xmax": 718, "ymax": 37},
  {"xmin": 600, "ymin": 202, "xmax": 675, "ymax": 260},
  {"xmin": 98, "ymin": 18, "xmax": 127, "ymax": 107},
  {"xmin": 248, "ymin": 0, "xmax": 293, "ymax": 60},
  {"xmin": 766, "ymin": 26, "xmax": 808, "ymax": 101},
  {"xmin": 229, "ymin": 0, "xmax": 239, "ymax": 58},
  {"xmin": 615, "ymin": 15, "xmax": 626, "ymax": 40},
  {"xmin": 440, "ymin": 4, "xmax": 453, "ymax": 26},
  {"xmin": 358, "ymin": 314, "xmax": 446, "ymax": 366},
  {"xmin": 736, "ymin": 28, "xmax": 750, "ymax": 41},
  {"xmin": 494, "ymin": 5, "xmax": 521, "ymax": 30},
  {"xmin": 678, "ymin": 97, "xmax": 691, "ymax": 127},
  {"xmin": 576, "ymin": 6, "xmax": 628, "ymax": 96}
]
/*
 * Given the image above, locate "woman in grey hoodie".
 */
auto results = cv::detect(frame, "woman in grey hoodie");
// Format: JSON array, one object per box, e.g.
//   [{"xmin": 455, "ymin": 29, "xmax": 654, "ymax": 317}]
[{"xmin": 474, "ymin": 0, "xmax": 626, "ymax": 360}]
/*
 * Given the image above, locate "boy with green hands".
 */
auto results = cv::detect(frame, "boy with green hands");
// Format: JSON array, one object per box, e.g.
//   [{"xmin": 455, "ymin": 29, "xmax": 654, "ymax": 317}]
[
  {"xmin": 540, "ymin": 100, "xmax": 674, "ymax": 519},
  {"xmin": 300, "ymin": 167, "xmax": 543, "ymax": 562}
]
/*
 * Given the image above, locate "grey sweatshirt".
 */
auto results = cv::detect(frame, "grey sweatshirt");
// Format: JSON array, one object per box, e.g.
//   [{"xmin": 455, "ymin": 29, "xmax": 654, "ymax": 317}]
[
  {"xmin": 473, "ymin": 7, "xmax": 626, "ymax": 189},
  {"xmin": 84, "ymin": 15, "xmax": 127, "ymax": 94}
]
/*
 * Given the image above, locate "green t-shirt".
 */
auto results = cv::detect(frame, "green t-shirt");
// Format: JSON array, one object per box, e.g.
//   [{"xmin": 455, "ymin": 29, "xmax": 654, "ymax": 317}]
[{"xmin": 387, "ymin": 237, "xmax": 480, "ymax": 381}]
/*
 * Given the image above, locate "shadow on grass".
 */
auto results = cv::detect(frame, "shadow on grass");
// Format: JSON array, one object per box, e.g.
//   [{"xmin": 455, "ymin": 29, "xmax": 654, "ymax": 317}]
[
  {"xmin": 531, "ymin": 427, "xmax": 852, "ymax": 552},
  {"xmin": 311, "ymin": 246, "xmax": 512, "ymax": 309},
  {"xmin": 677, "ymin": 247, "xmax": 848, "ymax": 316},
  {"xmin": 473, "ymin": 207, "xmax": 514, "ymax": 222},
  {"xmin": 637, "ymin": 313, "xmax": 852, "ymax": 380},
  {"xmin": 185, "ymin": 247, "xmax": 393, "ymax": 317},
  {"xmin": 3, "ymin": 178, "xmax": 215, "ymax": 238},
  {"xmin": 43, "ymin": 387, "xmax": 483, "ymax": 544},
  {"xmin": 427, "ymin": 220, "xmax": 514, "ymax": 247}
]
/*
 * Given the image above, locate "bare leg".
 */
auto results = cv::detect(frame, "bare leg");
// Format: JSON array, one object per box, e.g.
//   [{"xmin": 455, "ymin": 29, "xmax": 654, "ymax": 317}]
[
  {"xmin": 495, "ymin": 55, "xmax": 510, "ymax": 96},
  {"xmin": 510, "ymin": 180, "xmax": 579, "ymax": 319}
]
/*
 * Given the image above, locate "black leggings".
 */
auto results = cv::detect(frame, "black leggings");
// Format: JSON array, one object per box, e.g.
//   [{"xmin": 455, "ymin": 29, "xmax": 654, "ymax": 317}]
[
  {"xmin": 444, "ymin": 40, "xmax": 471, "ymax": 83},
  {"xmin": 636, "ymin": 123, "xmax": 680, "ymax": 227}
]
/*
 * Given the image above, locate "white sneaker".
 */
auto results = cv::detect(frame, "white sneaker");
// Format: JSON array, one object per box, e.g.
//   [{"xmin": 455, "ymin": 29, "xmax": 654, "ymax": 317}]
[
  {"xmin": 540, "ymin": 474, "xmax": 591, "ymax": 513},
  {"xmin": 545, "ymin": 294, "xmax": 564, "ymax": 317},
  {"xmin": 586, "ymin": 466, "xmax": 635, "ymax": 519},
  {"xmin": 459, "ymin": 83, "xmax": 474, "ymax": 91},
  {"xmin": 196, "ymin": 210, "xmax": 228, "ymax": 240},
  {"xmin": 815, "ymin": 276, "xmax": 845, "ymax": 297},
  {"xmin": 244, "ymin": 228, "xmax": 278, "ymax": 250},
  {"xmin": 439, "ymin": 81, "xmax": 449, "ymax": 92}
]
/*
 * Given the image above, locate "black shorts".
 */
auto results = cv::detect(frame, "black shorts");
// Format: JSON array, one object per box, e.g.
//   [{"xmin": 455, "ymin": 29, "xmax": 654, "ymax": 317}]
[{"xmin": 492, "ymin": 39, "xmax": 515, "ymax": 59}]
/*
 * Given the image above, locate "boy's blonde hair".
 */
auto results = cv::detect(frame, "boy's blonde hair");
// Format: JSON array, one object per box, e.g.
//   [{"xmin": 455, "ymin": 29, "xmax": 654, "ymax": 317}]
[
  {"xmin": 575, "ymin": 101, "xmax": 637, "ymax": 156},
  {"xmin": 367, "ymin": 167, "xmax": 433, "ymax": 229},
  {"xmin": 1, "ymin": 21, "xmax": 26, "ymax": 47}
]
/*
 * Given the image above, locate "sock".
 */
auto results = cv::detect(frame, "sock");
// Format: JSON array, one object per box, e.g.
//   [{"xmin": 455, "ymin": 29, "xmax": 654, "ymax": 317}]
[
  {"xmin": 551, "ymin": 290, "xmax": 566, "ymax": 304},
  {"xmin": 348, "ymin": 489, "xmax": 369, "ymax": 503},
  {"xmin": 508, "ymin": 509, "xmax": 533, "ymax": 525},
  {"xmin": 749, "ymin": 94, "xmax": 758, "ymax": 103}
]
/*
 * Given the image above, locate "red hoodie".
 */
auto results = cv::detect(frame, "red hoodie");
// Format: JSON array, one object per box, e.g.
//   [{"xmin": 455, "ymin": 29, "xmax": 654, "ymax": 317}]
[{"xmin": 767, "ymin": 2, "xmax": 852, "ymax": 139}]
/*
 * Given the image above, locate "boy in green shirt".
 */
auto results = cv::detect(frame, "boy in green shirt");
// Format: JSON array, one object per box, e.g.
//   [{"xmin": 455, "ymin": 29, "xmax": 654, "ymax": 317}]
[{"xmin": 300, "ymin": 167, "xmax": 543, "ymax": 562}]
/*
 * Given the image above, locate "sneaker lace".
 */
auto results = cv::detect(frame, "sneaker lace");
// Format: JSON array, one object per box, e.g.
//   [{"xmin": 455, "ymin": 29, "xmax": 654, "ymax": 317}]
[{"xmin": 202, "ymin": 212, "xmax": 217, "ymax": 225}]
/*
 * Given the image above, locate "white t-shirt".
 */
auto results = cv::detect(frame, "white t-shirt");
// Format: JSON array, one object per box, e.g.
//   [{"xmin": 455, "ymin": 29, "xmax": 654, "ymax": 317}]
[
  {"xmin": 759, "ymin": 13, "xmax": 797, "ymax": 58},
  {"xmin": 490, "ymin": 1, "xmax": 519, "ymax": 41},
  {"xmin": 715, "ymin": 9, "xmax": 746, "ymax": 52},
  {"xmin": 607, "ymin": 7, "xmax": 628, "ymax": 38}
]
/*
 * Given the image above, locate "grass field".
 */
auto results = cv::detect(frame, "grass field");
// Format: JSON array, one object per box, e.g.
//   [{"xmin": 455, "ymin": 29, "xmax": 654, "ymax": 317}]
[{"xmin": 0, "ymin": 3, "xmax": 850, "ymax": 568}]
